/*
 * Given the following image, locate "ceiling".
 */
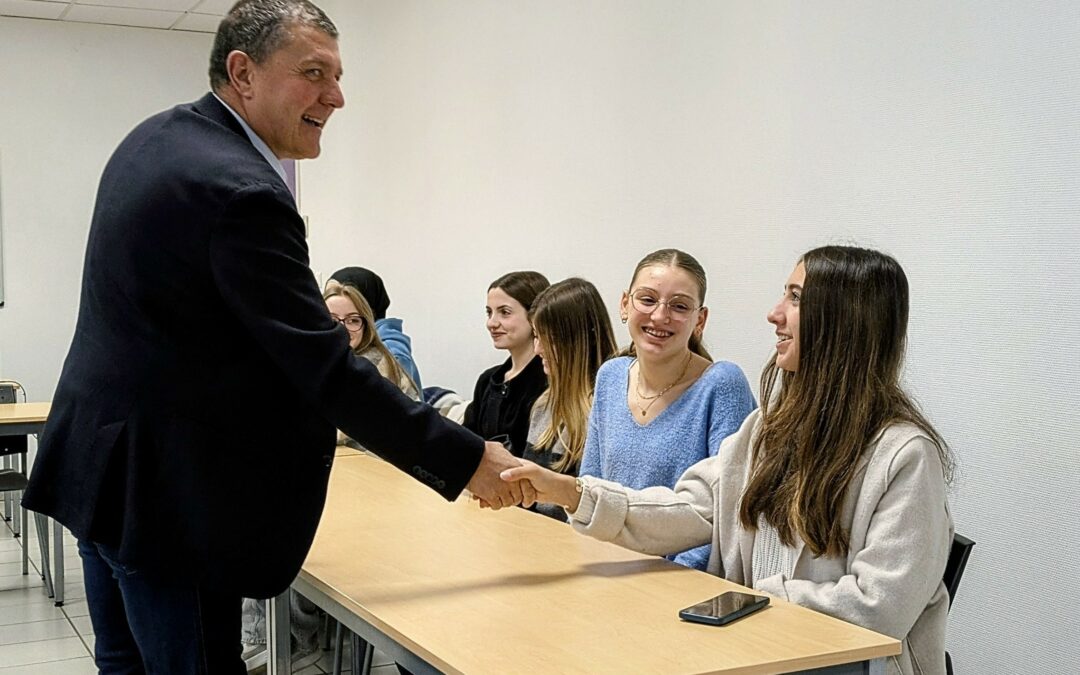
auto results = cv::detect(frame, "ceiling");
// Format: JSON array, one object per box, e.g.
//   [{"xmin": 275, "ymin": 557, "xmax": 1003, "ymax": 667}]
[{"xmin": 0, "ymin": 0, "xmax": 234, "ymax": 33}]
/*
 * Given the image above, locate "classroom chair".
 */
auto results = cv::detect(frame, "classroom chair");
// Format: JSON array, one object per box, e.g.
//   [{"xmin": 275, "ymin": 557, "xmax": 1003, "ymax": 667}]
[{"xmin": 944, "ymin": 533, "xmax": 975, "ymax": 675}]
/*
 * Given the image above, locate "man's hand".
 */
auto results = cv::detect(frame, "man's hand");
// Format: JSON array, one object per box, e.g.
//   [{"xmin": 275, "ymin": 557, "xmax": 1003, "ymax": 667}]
[{"xmin": 466, "ymin": 441, "xmax": 537, "ymax": 509}]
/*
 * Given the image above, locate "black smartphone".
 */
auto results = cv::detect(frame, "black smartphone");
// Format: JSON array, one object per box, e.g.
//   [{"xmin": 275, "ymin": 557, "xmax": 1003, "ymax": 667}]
[{"xmin": 678, "ymin": 591, "xmax": 769, "ymax": 626}]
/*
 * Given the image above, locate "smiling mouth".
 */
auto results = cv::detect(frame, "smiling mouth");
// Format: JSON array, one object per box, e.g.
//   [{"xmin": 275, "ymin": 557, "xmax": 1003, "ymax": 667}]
[
  {"xmin": 776, "ymin": 334, "xmax": 792, "ymax": 344},
  {"xmin": 642, "ymin": 327, "xmax": 674, "ymax": 339},
  {"xmin": 302, "ymin": 114, "xmax": 325, "ymax": 128}
]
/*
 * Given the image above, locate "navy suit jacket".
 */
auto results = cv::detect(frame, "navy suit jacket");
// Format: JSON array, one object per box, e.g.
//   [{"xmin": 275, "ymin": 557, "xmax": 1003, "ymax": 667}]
[{"xmin": 24, "ymin": 94, "xmax": 484, "ymax": 598}]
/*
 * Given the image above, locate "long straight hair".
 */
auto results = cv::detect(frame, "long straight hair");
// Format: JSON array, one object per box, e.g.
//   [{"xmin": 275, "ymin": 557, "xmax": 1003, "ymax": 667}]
[
  {"xmin": 529, "ymin": 278, "xmax": 617, "ymax": 473},
  {"xmin": 739, "ymin": 246, "xmax": 952, "ymax": 558},
  {"xmin": 323, "ymin": 284, "xmax": 418, "ymax": 398},
  {"xmin": 621, "ymin": 248, "xmax": 712, "ymax": 360}
]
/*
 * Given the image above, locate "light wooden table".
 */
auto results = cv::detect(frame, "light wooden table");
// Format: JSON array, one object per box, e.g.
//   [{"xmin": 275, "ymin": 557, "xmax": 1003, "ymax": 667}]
[
  {"xmin": 272, "ymin": 453, "xmax": 899, "ymax": 674},
  {"xmin": 0, "ymin": 402, "xmax": 64, "ymax": 605}
]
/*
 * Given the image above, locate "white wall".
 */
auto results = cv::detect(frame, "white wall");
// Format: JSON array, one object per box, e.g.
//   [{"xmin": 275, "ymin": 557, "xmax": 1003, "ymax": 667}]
[
  {"xmin": 0, "ymin": 17, "xmax": 214, "ymax": 401},
  {"xmin": 303, "ymin": 1, "xmax": 1080, "ymax": 672},
  {"xmin": 2, "ymin": 2, "xmax": 1078, "ymax": 672}
]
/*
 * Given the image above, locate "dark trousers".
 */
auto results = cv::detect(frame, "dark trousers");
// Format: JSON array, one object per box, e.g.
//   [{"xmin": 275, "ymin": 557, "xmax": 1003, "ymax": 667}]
[{"xmin": 78, "ymin": 539, "xmax": 245, "ymax": 675}]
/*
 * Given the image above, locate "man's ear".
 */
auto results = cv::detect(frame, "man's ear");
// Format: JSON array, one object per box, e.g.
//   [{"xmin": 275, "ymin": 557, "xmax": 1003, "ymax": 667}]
[{"xmin": 226, "ymin": 50, "xmax": 257, "ymax": 99}]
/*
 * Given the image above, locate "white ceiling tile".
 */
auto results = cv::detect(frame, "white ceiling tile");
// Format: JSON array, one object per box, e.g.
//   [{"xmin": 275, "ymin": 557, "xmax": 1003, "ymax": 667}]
[
  {"xmin": 0, "ymin": 0, "xmax": 68, "ymax": 20},
  {"xmin": 172, "ymin": 11, "xmax": 219, "ymax": 33},
  {"xmin": 64, "ymin": 4, "xmax": 181, "ymax": 29},
  {"xmin": 73, "ymin": 0, "xmax": 196, "ymax": 10},
  {"xmin": 190, "ymin": 0, "xmax": 232, "ymax": 14}
]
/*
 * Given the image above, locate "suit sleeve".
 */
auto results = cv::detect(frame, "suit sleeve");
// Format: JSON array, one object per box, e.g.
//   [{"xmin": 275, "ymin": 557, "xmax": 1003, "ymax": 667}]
[{"xmin": 208, "ymin": 184, "xmax": 483, "ymax": 499}]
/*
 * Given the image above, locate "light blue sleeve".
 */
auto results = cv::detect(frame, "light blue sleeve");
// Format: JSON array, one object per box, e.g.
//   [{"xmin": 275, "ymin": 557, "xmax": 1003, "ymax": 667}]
[
  {"xmin": 672, "ymin": 544, "xmax": 711, "ymax": 571},
  {"xmin": 706, "ymin": 363, "xmax": 756, "ymax": 458},
  {"xmin": 578, "ymin": 402, "xmax": 602, "ymax": 478},
  {"xmin": 376, "ymin": 320, "xmax": 423, "ymax": 391}
]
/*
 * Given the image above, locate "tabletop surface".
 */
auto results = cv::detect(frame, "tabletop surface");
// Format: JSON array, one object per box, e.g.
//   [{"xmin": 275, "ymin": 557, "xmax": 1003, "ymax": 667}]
[
  {"xmin": 0, "ymin": 402, "xmax": 50, "ymax": 426},
  {"xmin": 300, "ymin": 453, "xmax": 900, "ymax": 675}
]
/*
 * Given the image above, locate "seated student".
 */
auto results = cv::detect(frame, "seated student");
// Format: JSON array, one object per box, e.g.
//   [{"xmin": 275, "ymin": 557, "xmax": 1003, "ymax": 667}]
[
  {"xmin": 327, "ymin": 265, "xmax": 423, "ymax": 391},
  {"xmin": 324, "ymin": 283, "xmax": 420, "ymax": 406},
  {"xmin": 504, "ymin": 245, "xmax": 954, "ymax": 675},
  {"xmin": 523, "ymin": 278, "xmax": 617, "ymax": 520},
  {"xmin": 463, "ymin": 271, "xmax": 550, "ymax": 456},
  {"xmin": 576, "ymin": 249, "xmax": 755, "ymax": 570}
]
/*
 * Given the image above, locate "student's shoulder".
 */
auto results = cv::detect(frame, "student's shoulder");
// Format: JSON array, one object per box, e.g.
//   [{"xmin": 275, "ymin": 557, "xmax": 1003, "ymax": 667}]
[
  {"xmin": 699, "ymin": 360, "xmax": 751, "ymax": 389},
  {"xmin": 597, "ymin": 356, "xmax": 632, "ymax": 377}
]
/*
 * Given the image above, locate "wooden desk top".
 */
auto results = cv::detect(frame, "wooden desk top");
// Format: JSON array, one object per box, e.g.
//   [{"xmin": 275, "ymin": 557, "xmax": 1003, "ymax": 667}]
[
  {"xmin": 302, "ymin": 454, "xmax": 900, "ymax": 675},
  {"xmin": 0, "ymin": 402, "xmax": 50, "ymax": 426}
]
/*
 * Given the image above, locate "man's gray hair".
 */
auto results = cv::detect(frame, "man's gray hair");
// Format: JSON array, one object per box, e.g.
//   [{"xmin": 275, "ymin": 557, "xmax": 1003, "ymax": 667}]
[{"xmin": 209, "ymin": 0, "xmax": 337, "ymax": 90}]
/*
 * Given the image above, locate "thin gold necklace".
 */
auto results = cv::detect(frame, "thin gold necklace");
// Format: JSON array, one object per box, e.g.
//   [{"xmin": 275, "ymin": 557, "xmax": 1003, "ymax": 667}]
[{"xmin": 634, "ymin": 354, "xmax": 692, "ymax": 418}]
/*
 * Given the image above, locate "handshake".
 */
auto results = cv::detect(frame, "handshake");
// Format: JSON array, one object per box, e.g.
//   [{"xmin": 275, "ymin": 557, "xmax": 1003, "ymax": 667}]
[{"xmin": 464, "ymin": 440, "xmax": 582, "ymax": 512}]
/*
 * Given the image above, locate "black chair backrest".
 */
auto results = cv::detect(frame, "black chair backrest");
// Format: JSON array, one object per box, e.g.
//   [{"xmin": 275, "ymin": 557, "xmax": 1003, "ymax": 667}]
[{"xmin": 944, "ymin": 533, "xmax": 975, "ymax": 609}]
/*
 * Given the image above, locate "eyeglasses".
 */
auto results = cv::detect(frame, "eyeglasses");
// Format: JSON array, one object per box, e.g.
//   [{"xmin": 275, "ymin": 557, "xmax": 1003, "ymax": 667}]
[
  {"xmin": 333, "ymin": 314, "xmax": 365, "ymax": 332},
  {"xmin": 629, "ymin": 290, "xmax": 700, "ymax": 320}
]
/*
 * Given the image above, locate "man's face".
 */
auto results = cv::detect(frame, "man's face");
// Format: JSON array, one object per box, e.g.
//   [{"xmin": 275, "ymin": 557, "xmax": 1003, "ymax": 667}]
[{"xmin": 244, "ymin": 24, "xmax": 344, "ymax": 159}]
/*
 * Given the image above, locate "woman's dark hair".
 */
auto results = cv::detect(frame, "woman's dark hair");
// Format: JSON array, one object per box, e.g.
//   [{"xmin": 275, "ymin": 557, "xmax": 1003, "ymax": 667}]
[
  {"xmin": 740, "ymin": 245, "xmax": 953, "ymax": 558},
  {"xmin": 488, "ymin": 271, "xmax": 550, "ymax": 311}
]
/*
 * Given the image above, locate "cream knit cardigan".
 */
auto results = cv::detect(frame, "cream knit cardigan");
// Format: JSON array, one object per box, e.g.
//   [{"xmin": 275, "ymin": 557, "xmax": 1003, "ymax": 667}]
[{"xmin": 570, "ymin": 409, "xmax": 953, "ymax": 675}]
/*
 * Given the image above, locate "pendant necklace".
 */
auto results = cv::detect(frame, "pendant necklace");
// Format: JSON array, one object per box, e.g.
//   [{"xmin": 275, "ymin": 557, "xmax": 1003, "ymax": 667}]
[{"xmin": 635, "ymin": 354, "xmax": 693, "ymax": 418}]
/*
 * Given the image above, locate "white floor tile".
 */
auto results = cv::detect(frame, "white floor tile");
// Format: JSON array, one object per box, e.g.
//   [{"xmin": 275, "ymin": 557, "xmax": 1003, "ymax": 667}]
[
  {"xmin": 0, "ymin": 562, "xmax": 30, "ymax": 578},
  {"xmin": 61, "ymin": 598, "xmax": 89, "ymax": 618},
  {"xmin": 0, "ymin": 656, "xmax": 97, "ymax": 674},
  {"xmin": 68, "ymin": 616, "xmax": 93, "ymax": 637},
  {"xmin": 0, "ymin": 602, "xmax": 65, "ymax": 627},
  {"xmin": 0, "ymin": 585, "xmax": 53, "ymax": 609},
  {"xmin": 0, "ymin": 619, "xmax": 77, "ymax": 647},
  {"xmin": 0, "ymin": 636, "xmax": 89, "ymax": 668},
  {"xmin": 0, "ymin": 573, "xmax": 43, "ymax": 594}
]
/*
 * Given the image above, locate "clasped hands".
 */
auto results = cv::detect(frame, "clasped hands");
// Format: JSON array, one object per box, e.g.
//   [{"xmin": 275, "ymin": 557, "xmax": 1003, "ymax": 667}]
[{"xmin": 465, "ymin": 440, "xmax": 582, "ymax": 511}]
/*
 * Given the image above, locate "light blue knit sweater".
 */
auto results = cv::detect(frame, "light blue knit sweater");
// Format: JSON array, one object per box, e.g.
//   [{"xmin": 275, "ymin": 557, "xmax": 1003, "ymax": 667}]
[{"xmin": 579, "ymin": 356, "xmax": 756, "ymax": 570}]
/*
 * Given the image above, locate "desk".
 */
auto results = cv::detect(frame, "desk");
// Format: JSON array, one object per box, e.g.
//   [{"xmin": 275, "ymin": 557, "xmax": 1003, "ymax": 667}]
[
  {"xmin": 272, "ymin": 453, "xmax": 899, "ymax": 674},
  {"xmin": 0, "ymin": 402, "xmax": 64, "ymax": 605}
]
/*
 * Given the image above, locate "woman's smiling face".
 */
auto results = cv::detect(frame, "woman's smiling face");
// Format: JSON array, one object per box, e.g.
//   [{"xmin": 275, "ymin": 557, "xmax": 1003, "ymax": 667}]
[{"xmin": 620, "ymin": 264, "xmax": 706, "ymax": 360}]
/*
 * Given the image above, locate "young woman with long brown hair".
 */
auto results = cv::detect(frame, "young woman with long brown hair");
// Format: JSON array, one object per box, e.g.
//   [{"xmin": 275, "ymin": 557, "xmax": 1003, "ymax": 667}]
[
  {"xmin": 504, "ymin": 246, "xmax": 954, "ymax": 675},
  {"xmin": 522, "ymin": 278, "xmax": 617, "ymax": 519}
]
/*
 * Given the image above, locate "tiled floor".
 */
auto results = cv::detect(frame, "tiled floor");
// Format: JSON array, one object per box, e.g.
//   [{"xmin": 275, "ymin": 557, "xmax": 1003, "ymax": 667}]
[{"xmin": 0, "ymin": 504, "xmax": 400, "ymax": 674}]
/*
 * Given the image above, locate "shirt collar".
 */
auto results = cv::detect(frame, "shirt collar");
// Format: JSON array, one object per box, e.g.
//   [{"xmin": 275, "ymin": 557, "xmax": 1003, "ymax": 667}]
[{"xmin": 213, "ymin": 93, "xmax": 287, "ymax": 185}]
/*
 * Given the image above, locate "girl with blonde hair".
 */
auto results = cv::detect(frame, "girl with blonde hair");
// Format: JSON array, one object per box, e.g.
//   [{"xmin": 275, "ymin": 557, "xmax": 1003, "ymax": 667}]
[{"xmin": 523, "ymin": 278, "xmax": 617, "ymax": 519}]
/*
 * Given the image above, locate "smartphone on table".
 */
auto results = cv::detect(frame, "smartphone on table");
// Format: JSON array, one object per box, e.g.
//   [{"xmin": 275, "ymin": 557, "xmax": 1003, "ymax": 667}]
[{"xmin": 679, "ymin": 591, "xmax": 769, "ymax": 626}]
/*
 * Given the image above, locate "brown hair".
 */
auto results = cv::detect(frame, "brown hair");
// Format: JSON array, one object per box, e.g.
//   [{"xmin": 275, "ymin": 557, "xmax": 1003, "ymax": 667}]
[
  {"xmin": 622, "ymin": 248, "xmax": 712, "ymax": 360},
  {"xmin": 488, "ymin": 271, "xmax": 550, "ymax": 311},
  {"xmin": 739, "ymin": 246, "xmax": 953, "ymax": 557},
  {"xmin": 323, "ymin": 284, "xmax": 417, "ymax": 398},
  {"xmin": 529, "ymin": 278, "xmax": 617, "ymax": 473}
]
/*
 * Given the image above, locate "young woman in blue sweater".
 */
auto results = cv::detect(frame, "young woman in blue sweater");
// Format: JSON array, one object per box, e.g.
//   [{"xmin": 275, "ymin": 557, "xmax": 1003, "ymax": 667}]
[{"xmin": 577, "ymin": 249, "xmax": 756, "ymax": 569}]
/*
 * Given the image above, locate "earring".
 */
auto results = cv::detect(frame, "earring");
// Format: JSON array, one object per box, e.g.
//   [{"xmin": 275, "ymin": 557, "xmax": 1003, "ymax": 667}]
[{"xmin": 621, "ymin": 316, "xmax": 627, "ymax": 324}]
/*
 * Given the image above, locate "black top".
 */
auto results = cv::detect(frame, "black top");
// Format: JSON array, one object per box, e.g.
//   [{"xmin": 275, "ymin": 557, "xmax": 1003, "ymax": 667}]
[
  {"xmin": 463, "ymin": 355, "xmax": 548, "ymax": 457},
  {"xmin": 23, "ymin": 94, "xmax": 484, "ymax": 598}
]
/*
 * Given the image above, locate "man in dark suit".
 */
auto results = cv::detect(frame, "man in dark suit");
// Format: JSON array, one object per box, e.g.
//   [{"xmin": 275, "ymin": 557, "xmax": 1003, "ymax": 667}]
[{"xmin": 23, "ymin": 1, "xmax": 531, "ymax": 672}]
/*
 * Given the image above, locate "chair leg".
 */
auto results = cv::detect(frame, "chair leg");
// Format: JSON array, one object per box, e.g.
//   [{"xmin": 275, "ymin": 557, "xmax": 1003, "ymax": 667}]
[
  {"xmin": 350, "ymin": 632, "xmax": 372, "ymax": 675},
  {"xmin": 362, "ymin": 641, "xmax": 374, "ymax": 675},
  {"xmin": 332, "ymin": 621, "xmax": 344, "ymax": 675},
  {"xmin": 322, "ymin": 613, "xmax": 334, "ymax": 650}
]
